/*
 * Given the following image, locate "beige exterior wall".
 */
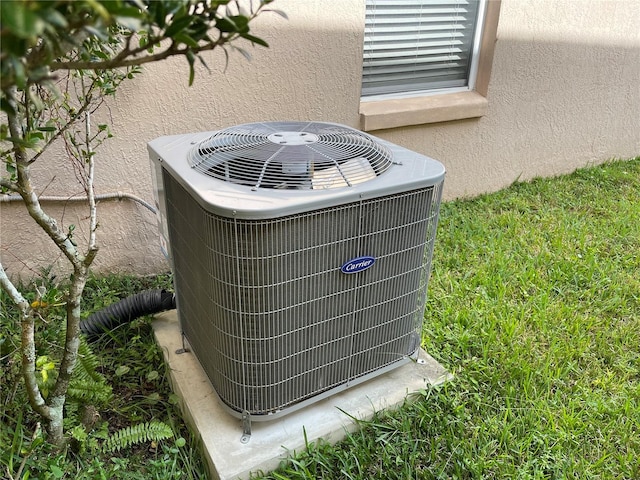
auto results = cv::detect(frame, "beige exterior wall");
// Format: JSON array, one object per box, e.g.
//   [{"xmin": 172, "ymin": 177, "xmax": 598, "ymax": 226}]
[{"xmin": 1, "ymin": 0, "xmax": 639, "ymax": 280}]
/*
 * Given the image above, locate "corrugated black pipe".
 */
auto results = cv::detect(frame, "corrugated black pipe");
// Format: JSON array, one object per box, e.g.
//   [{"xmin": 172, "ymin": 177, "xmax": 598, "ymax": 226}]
[{"xmin": 80, "ymin": 289, "xmax": 176, "ymax": 342}]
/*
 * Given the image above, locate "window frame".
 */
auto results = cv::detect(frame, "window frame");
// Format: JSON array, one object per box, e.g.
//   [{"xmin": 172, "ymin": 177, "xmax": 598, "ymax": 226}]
[{"xmin": 359, "ymin": 0, "xmax": 501, "ymax": 131}]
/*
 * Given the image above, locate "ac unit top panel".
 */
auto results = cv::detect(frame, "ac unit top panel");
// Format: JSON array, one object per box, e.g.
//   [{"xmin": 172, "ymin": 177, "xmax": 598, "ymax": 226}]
[{"xmin": 148, "ymin": 122, "xmax": 445, "ymax": 220}]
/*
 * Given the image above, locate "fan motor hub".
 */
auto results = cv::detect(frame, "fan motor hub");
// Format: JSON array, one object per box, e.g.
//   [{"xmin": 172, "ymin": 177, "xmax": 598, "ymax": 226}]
[{"xmin": 267, "ymin": 131, "xmax": 319, "ymax": 146}]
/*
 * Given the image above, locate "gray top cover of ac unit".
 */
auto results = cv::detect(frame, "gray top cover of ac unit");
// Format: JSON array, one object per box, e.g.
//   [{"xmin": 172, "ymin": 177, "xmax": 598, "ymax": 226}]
[{"xmin": 148, "ymin": 122, "xmax": 445, "ymax": 220}]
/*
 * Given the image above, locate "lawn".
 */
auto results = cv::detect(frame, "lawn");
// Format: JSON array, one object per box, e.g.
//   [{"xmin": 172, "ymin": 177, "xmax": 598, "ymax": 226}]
[
  {"xmin": 258, "ymin": 157, "xmax": 640, "ymax": 479},
  {"xmin": 1, "ymin": 157, "xmax": 639, "ymax": 479}
]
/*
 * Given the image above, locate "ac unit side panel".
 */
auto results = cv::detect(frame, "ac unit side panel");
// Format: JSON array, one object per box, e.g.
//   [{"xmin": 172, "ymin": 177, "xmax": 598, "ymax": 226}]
[{"xmin": 162, "ymin": 169, "xmax": 443, "ymax": 416}]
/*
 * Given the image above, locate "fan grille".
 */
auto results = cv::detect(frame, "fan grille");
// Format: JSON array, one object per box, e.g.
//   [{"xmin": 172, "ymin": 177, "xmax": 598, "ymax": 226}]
[{"xmin": 188, "ymin": 121, "xmax": 393, "ymax": 190}]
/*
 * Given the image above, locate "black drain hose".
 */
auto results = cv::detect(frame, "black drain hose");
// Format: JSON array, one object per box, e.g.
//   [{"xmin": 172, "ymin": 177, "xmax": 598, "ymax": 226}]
[{"xmin": 80, "ymin": 289, "xmax": 176, "ymax": 342}]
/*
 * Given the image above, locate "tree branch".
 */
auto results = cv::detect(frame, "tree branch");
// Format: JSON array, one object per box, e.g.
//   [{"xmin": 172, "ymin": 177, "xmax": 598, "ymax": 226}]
[
  {"xmin": 48, "ymin": 266, "xmax": 86, "ymax": 407},
  {"xmin": 0, "ymin": 262, "xmax": 28, "ymax": 308},
  {"xmin": 0, "ymin": 177, "xmax": 19, "ymax": 192},
  {"xmin": 27, "ymin": 92, "xmax": 95, "ymax": 165},
  {"xmin": 0, "ymin": 263, "xmax": 51, "ymax": 421},
  {"xmin": 24, "ymin": 27, "xmax": 91, "ymax": 77},
  {"xmin": 50, "ymin": 36, "xmax": 228, "ymax": 72},
  {"xmin": 15, "ymin": 163, "xmax": 84, "ymax": 267},
  {"xmin": 5, "ymin": 86, "xmax": 83, "ymax": 267},
  {"xmin": 83, "ymin": 109, "xmax": 99, "ymax": 267}
]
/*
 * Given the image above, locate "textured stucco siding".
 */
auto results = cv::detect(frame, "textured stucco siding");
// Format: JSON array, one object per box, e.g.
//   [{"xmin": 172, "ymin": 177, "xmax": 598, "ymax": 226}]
[{"xmin": 1, "ymin": 0, "xmax": 639, "ymax": 280}]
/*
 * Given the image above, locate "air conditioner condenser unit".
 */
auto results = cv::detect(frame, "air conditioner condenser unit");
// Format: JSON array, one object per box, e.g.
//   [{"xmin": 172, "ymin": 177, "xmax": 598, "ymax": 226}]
[{"xmin": 148, "ymin": 121, "xmax": 445, "ymax": 435}]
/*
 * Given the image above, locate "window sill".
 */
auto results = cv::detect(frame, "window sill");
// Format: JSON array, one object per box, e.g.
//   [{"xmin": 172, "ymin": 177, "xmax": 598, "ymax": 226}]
[{"xmin": 359, "ymin": 91, "xmax": 488, "ymax": 132}]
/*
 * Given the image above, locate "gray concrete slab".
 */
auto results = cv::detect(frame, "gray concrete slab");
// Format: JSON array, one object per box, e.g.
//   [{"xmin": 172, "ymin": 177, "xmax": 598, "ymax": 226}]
[{"xmin": 153, "ymin": 311, "xmax": 452, "ymax": 480}]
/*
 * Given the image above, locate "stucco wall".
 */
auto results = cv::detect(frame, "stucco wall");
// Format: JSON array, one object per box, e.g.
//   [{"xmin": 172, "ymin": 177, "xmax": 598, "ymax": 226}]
[{"xmin": 1, "ymin": 0, "xmax": 639, "ymax": 280}]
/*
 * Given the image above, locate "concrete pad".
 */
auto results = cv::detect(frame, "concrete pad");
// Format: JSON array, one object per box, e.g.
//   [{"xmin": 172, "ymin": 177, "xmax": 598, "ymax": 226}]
[{"xmin": 153, "ymin": 311, "xmax": 452, "ymax": 480}]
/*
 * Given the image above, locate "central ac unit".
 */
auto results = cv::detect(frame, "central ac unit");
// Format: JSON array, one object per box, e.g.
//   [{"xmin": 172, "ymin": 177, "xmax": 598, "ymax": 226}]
[{"xmin": 148, "ymin": 121, "xmax": 444, "ymax": 435}]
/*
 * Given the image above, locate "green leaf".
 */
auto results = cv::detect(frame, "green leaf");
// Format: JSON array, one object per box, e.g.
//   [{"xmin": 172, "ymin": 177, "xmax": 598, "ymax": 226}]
[
  {"xmin": 115, "ymin": 13, "xmax": 143, "ymax": 32},
  {"xmin": 10, "ymin": 57, "xmax": 27, "ymax": 89},
  {"xmin": 233, "ymin": 46, "xmax": 252, "ymax": 62},
  {"xmin": 164, "ymin": 15, "xmax": 193, "ymax": 38},
  {"xmin": 173, "ymin": 32, "xmax": 199, "ymax": 49},
  {"xmin": 149, "ymin": 0, "xmax": 167, "ymax": 28},
  {"xmin": 146, "ymin": 392, "xmax": 161, "ymax": 403},
  {"xmin": 137, "ymin": 30, "xmax": 149, "ymax": 48},
  {"xmin": 216, "ymin": 16, "xmax": 250, "ymax": 34},
  {"xmin": 92, "ymin": 49, "xmax": 111, "ymax": 60},
  {"xmin": 103, "ymin": 421, "xmax": 173, "ymax": 453},
  {"xmin": 115, "ymin": 365, "xmax": 130, "ymax": 376},
  {"xmin": 48, "ymin": 465, "xmax": 64, "ymax": 479},
  {"xmin": 28, "ymin": 65, "xmax": 51, "ymax": 83},
  {"xmin": 40, "ymin": 8, "xmax": 69, "ymax": 29},
  {"xmin": 36, "ymin": 356, "xmax": 51, "ymax": 368},
  {"xmin": 83, "ymin": 25, "xmax": 109, "ymax": 41},
  {"xmin": 265, "ymin": 8, "xmax": 289, "ymax": 20},
  {"xmin": 21, "ymin": 131, "xmax": 44, "ymax": 149},
  {"xmin": 185, "ymin": 51, "xmax": 196, "ymax": 86},
  {"xmin": 197, "ymin": 54, "xmax": 210, "ymax": 74},
  {"xmin": 0, "ymin": 2, "xmax": 45, "ymax": 38},
  {"xmin": 67, "ymin": 379, "xmax": 113, "ymax": 404},
  {"xmin": 229, "ymin": 15, "xmax": 250, "ymax": 32},
  {"xmin": 112, "ymin": 6, "xmax": 145, "ymax": 18},
  {"xmin": 241, "ymin": 33, "xmax": 269, "ymax": 48},
  {"xmin": 0, "ymin": 98, "xmax": 16, "ymax": 116}
]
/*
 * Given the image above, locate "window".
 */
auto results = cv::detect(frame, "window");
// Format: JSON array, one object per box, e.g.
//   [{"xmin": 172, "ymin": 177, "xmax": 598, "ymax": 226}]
[
  {"xmin": 362, "ymin": 0, "xmax": 484, "ymax": 98},
  {"xmin": 360, "ymin": 0, "xmax": 501, "ymax": 131}
]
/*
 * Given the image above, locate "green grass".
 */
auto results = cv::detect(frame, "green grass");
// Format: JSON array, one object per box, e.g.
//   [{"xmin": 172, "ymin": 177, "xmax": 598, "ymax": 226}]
[
  {"xmin": 1, "ymin": 158, "xmax": 638, "ymax": 479},
  {"xmin": 257, "ymin": 158, "xmax": 640, "ymax": 479}
]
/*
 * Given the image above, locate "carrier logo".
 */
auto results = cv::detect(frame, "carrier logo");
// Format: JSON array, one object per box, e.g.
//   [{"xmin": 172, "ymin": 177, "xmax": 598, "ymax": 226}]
[{"xmin": 341, "ymin": 256, "xmax": 376, "ymax": 274}]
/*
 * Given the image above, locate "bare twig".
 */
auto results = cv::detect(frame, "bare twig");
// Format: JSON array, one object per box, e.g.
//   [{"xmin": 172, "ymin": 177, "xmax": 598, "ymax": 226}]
[
  {"xmin": 27, "ymin": 86, "xmax": 96, "ymax": 165},
  {"xmin": 85, "ymin": 109, "xmax": 99, "ymax": 265}
]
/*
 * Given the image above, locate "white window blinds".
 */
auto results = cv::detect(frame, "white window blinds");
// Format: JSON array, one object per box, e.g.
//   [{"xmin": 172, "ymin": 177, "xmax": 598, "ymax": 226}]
[{"xmin": 362, "ymin": 0, "xmax": 483, "ymax": 98}]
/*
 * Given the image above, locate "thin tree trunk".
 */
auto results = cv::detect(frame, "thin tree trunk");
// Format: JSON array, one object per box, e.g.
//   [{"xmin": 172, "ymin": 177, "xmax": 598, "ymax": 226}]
[
  {"xmin": 3, "ymin": 86, "xmax": 97, "ymax": 446},
  {"xmin": 44, "ymin": 267, "xmax": 88, "ymax": 445}
]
